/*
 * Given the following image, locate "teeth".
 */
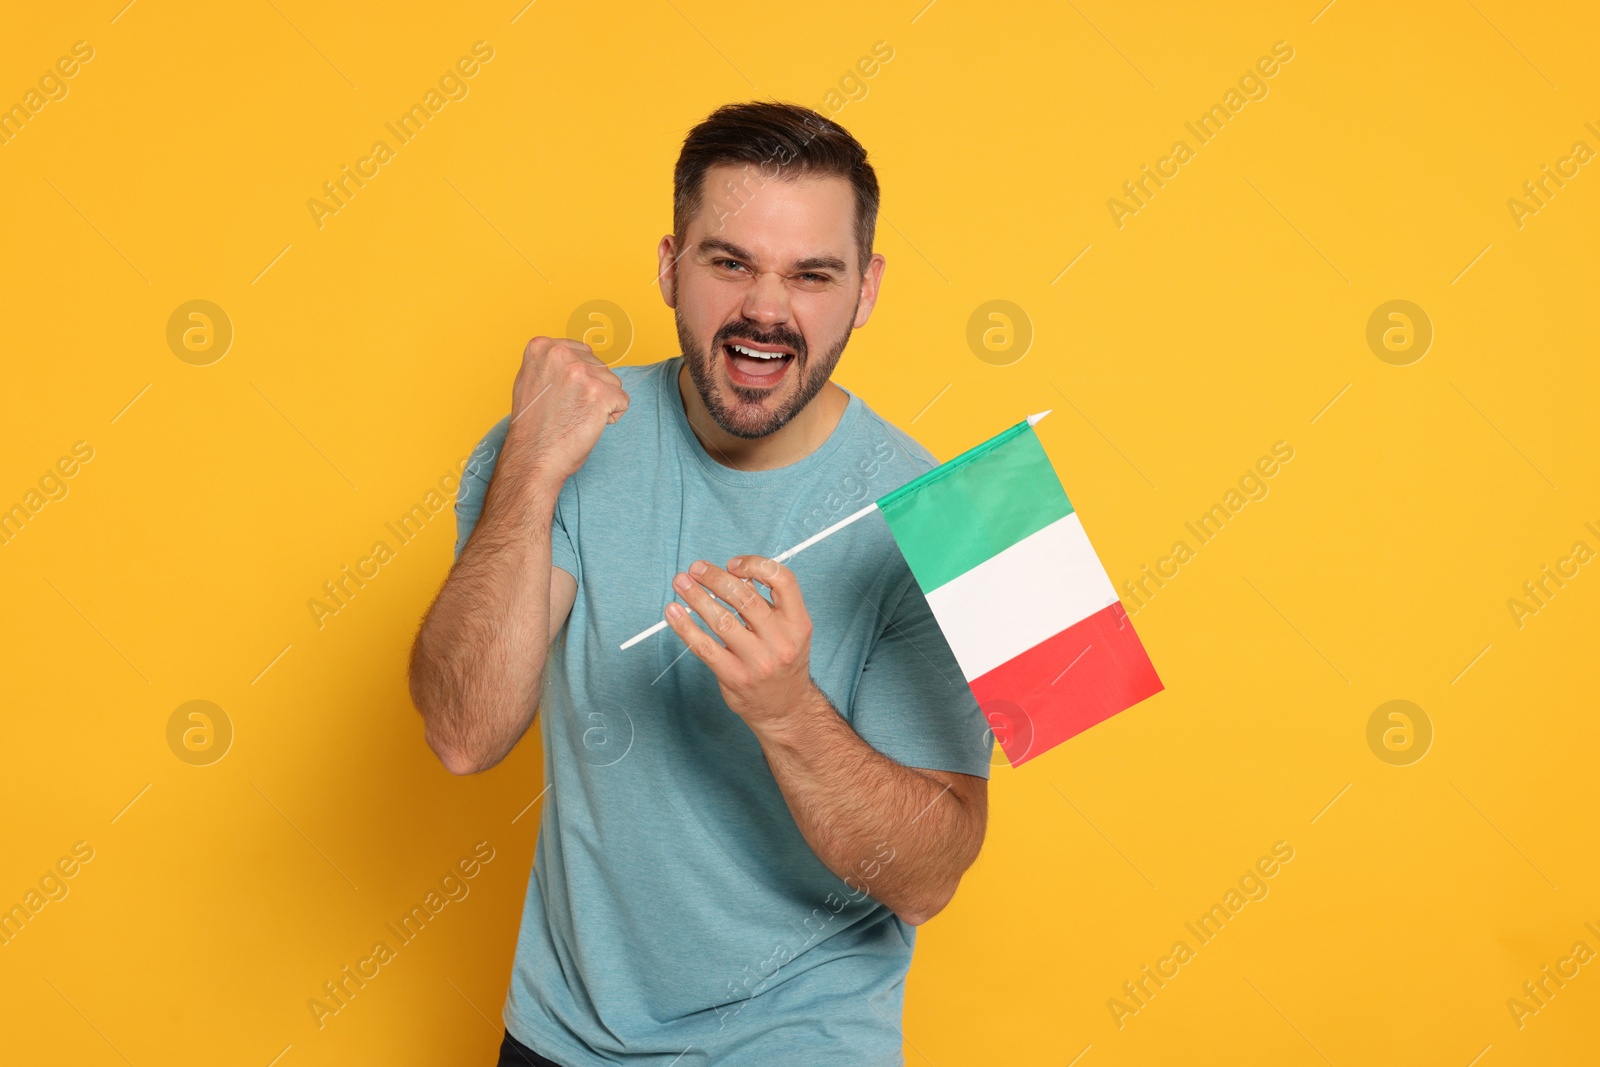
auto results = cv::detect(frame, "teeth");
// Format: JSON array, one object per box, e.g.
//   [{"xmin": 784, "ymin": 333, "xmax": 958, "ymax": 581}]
[{"xmin": 730, "ymin": 343, "xmax": 785, "ymax": 360}]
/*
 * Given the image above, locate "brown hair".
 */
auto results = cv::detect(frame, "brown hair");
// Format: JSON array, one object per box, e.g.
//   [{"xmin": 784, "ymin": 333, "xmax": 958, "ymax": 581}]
[{"xmin": 673, "ymin": 101, "xmax": 880, "ymax": 273}]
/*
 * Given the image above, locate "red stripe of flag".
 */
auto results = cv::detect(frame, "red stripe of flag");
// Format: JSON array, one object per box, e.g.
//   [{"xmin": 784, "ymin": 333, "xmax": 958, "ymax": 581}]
[{"xmin": 970, "ymin": 602, "xmax": 1163, "ymax": 767}]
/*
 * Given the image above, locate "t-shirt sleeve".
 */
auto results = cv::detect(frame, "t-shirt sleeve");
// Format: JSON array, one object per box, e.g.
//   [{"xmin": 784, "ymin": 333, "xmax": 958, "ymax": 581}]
[
  {"xmin": 452, "ymin": 415, "xmax": 580, "ymax": 583},
  {"xmin": 846, "ymin": 568, "xmax": 994, "ymax": 780}
]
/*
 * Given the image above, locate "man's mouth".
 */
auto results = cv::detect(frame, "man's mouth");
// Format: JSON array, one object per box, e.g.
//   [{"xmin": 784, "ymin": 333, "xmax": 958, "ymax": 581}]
[{"xmin": 721, "ymin": 339, "xmax": 796, "ymax": 388}]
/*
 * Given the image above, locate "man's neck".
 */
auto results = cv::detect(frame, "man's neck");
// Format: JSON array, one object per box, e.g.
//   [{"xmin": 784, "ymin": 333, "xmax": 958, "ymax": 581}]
[{"xmin": 677, "ymin": 360, "xmax": 849, "ymax": 472}]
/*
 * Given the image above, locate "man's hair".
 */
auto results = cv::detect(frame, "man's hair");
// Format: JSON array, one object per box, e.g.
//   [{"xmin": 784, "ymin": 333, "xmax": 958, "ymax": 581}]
[{"xmin": 673, "ymin": 101, "xmax": 880, "ymax": 273}]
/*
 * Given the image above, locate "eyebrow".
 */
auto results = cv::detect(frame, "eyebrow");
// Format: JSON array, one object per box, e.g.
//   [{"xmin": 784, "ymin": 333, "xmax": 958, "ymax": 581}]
[{"xmin": 695, "ymin": 237, "xmax": 849, "ymax": 275}]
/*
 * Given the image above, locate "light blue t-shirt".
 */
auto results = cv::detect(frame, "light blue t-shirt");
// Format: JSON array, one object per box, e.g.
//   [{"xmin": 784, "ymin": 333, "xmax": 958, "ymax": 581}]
[{"xmin": 454, "ymin": 357, "xmax": 992, "ymax": 1066}]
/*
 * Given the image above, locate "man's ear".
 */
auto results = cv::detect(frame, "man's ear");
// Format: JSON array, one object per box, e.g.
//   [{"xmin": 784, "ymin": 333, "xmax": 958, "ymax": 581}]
[
  {"xmin": 853, "ymin": 252, "xmax": 887, "ymax": 329},
  {"xmin": 656, "ymin": 234, "xmax": 679, "ymax": 308}
]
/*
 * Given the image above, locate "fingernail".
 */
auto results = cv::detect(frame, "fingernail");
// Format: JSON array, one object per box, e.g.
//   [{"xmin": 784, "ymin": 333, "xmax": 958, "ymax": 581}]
[
  {"xmin": 728, "ymin": 557, "xmax": 742, "ymax": 571},
  {"xmin": 672, "ymin": 573, "xmax": 690, "ymax": 591},
  {"xmin": 666, "ymin": 602, "xmax": 683, "ymax": 619},
  {"xmin": 689, "ymin": 560, "xmax": 707, "ymax": 576}
]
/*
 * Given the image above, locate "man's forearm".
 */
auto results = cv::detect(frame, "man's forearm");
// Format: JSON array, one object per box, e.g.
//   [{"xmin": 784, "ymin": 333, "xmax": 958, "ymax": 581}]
[
  {"xmin": 409, "ymin": 433, "xmax": 561, "ymax": 774},
  {"xmin": 749, "ymin": 685, "xmax": 985, "ymax": 925}
]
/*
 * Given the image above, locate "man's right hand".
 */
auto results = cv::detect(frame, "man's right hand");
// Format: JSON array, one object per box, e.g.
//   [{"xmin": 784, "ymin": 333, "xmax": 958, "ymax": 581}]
[
  {"xmin": 409, "ymin": 336, "xmax": 617, "ymax": 775},
  {"xmin": 507, "ymin": 336, "xmax": 631, "ymax": 482}
]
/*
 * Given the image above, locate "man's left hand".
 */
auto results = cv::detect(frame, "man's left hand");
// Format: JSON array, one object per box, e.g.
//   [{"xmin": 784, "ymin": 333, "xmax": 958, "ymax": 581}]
[{"xmin": 664, "ymin": 555, "xmax": 816, "ymax": 732}]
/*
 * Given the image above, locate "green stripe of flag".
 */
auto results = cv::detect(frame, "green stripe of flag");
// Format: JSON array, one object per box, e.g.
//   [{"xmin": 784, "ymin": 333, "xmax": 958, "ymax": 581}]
[{"xmin": 877, "ymin": 421, "xmax": 1072, "ymax": 593}]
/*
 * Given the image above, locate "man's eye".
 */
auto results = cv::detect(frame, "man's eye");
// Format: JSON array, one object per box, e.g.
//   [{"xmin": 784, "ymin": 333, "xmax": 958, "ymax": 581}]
[
  {"xmin": 716, "ymin": 259, "xmax": 747, "ymax": 272},
  {"xmin": 799, "ymin": 273, "xmax": 830, "ymax": 283}
]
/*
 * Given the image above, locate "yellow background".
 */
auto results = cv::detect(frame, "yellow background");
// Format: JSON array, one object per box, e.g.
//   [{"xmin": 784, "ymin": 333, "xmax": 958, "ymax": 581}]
[{"xmin": 2, "ymin": 1, "xmax": 1596, "ymax": 1063}]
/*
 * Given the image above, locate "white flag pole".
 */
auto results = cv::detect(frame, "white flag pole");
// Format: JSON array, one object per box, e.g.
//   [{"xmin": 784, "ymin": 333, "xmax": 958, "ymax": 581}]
[
  {"xmin": 617, "ymin": 501, "xmax": 880, "ymax": 650},
  {"xmin": 616, "ymin": 411, "xmax": 1051, "ymax": 652}
]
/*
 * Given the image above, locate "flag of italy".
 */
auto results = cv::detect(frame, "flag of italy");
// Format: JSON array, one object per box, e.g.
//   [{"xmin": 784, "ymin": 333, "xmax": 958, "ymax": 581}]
[{"xmin": 877, "ymin": 417, "xmax": 1163, "ymax": 767}]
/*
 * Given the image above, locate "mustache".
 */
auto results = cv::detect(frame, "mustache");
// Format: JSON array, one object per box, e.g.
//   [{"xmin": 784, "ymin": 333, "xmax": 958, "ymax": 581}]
[{"xmin": 714, "ymin": 322, "xmax": 806, "ymax": 358}]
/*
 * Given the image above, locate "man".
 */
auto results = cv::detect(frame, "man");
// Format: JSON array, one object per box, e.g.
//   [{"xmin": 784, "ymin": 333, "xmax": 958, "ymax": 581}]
[{"xmin": 408, "ymin": 101, "xmax": 993, "ymax": 1066}]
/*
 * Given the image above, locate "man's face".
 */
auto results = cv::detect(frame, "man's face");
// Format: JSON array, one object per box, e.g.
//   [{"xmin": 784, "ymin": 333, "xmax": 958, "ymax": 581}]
[{"xmin": 659, "ymin": 163, "xmax": 885, "ymax": 439}]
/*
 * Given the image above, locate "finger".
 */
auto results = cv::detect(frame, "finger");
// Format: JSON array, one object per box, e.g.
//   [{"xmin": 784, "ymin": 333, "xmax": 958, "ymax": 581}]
[
  {"xmin": 575, "ymin": 358, "xmax": 623, "ymax": 394},
  {"xmin": 663, "ymin": 601, "xmax": 733, "ymax": 671},
  {"xmin": 691, "ymin": 561, "xmax": 775, "ymax": 633},
  {"xmin": 524, "ymin": 335, "xmax": 588, "ymax": 362},
  {"xmin": 730, "ymin": 556, "xmax": 805, "ymax": 616},
  {"xmin": 604, "ymin": 383, "xmax": 630, "ymax": 423},
  {"xmin": 672, "ymin": 570, "xmax": 757, "ymax": 653},
  {"xmin": 559, "ymin": 355, "xmax": 626, "ymax": 419},
  {"xmin": 560, "ymin": 339, "xmax": 608, "ymax": 366}
]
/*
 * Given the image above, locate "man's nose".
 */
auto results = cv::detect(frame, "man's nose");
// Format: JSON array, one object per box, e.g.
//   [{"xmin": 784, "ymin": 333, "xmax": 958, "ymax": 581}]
[{"xmin": 740, "ymin": 270, "xmax": 792, "ymax": 327}]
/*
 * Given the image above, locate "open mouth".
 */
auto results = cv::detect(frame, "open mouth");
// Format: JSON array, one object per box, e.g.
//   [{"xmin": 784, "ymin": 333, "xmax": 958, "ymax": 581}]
[{"xmin": 722, "ymin": 340, "xmax": 796, "ymax": 388}]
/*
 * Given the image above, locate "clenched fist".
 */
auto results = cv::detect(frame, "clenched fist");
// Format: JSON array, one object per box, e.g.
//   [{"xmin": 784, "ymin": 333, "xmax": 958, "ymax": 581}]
[{"xmin": 506, "ymin": 336, "xmax": 630, "ymax": 483}]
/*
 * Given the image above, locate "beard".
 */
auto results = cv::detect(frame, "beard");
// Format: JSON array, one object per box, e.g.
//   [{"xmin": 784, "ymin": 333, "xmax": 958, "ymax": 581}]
[{"xmin": 675, "ymin": 299, "xmax": 858, "ymax": 440}]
